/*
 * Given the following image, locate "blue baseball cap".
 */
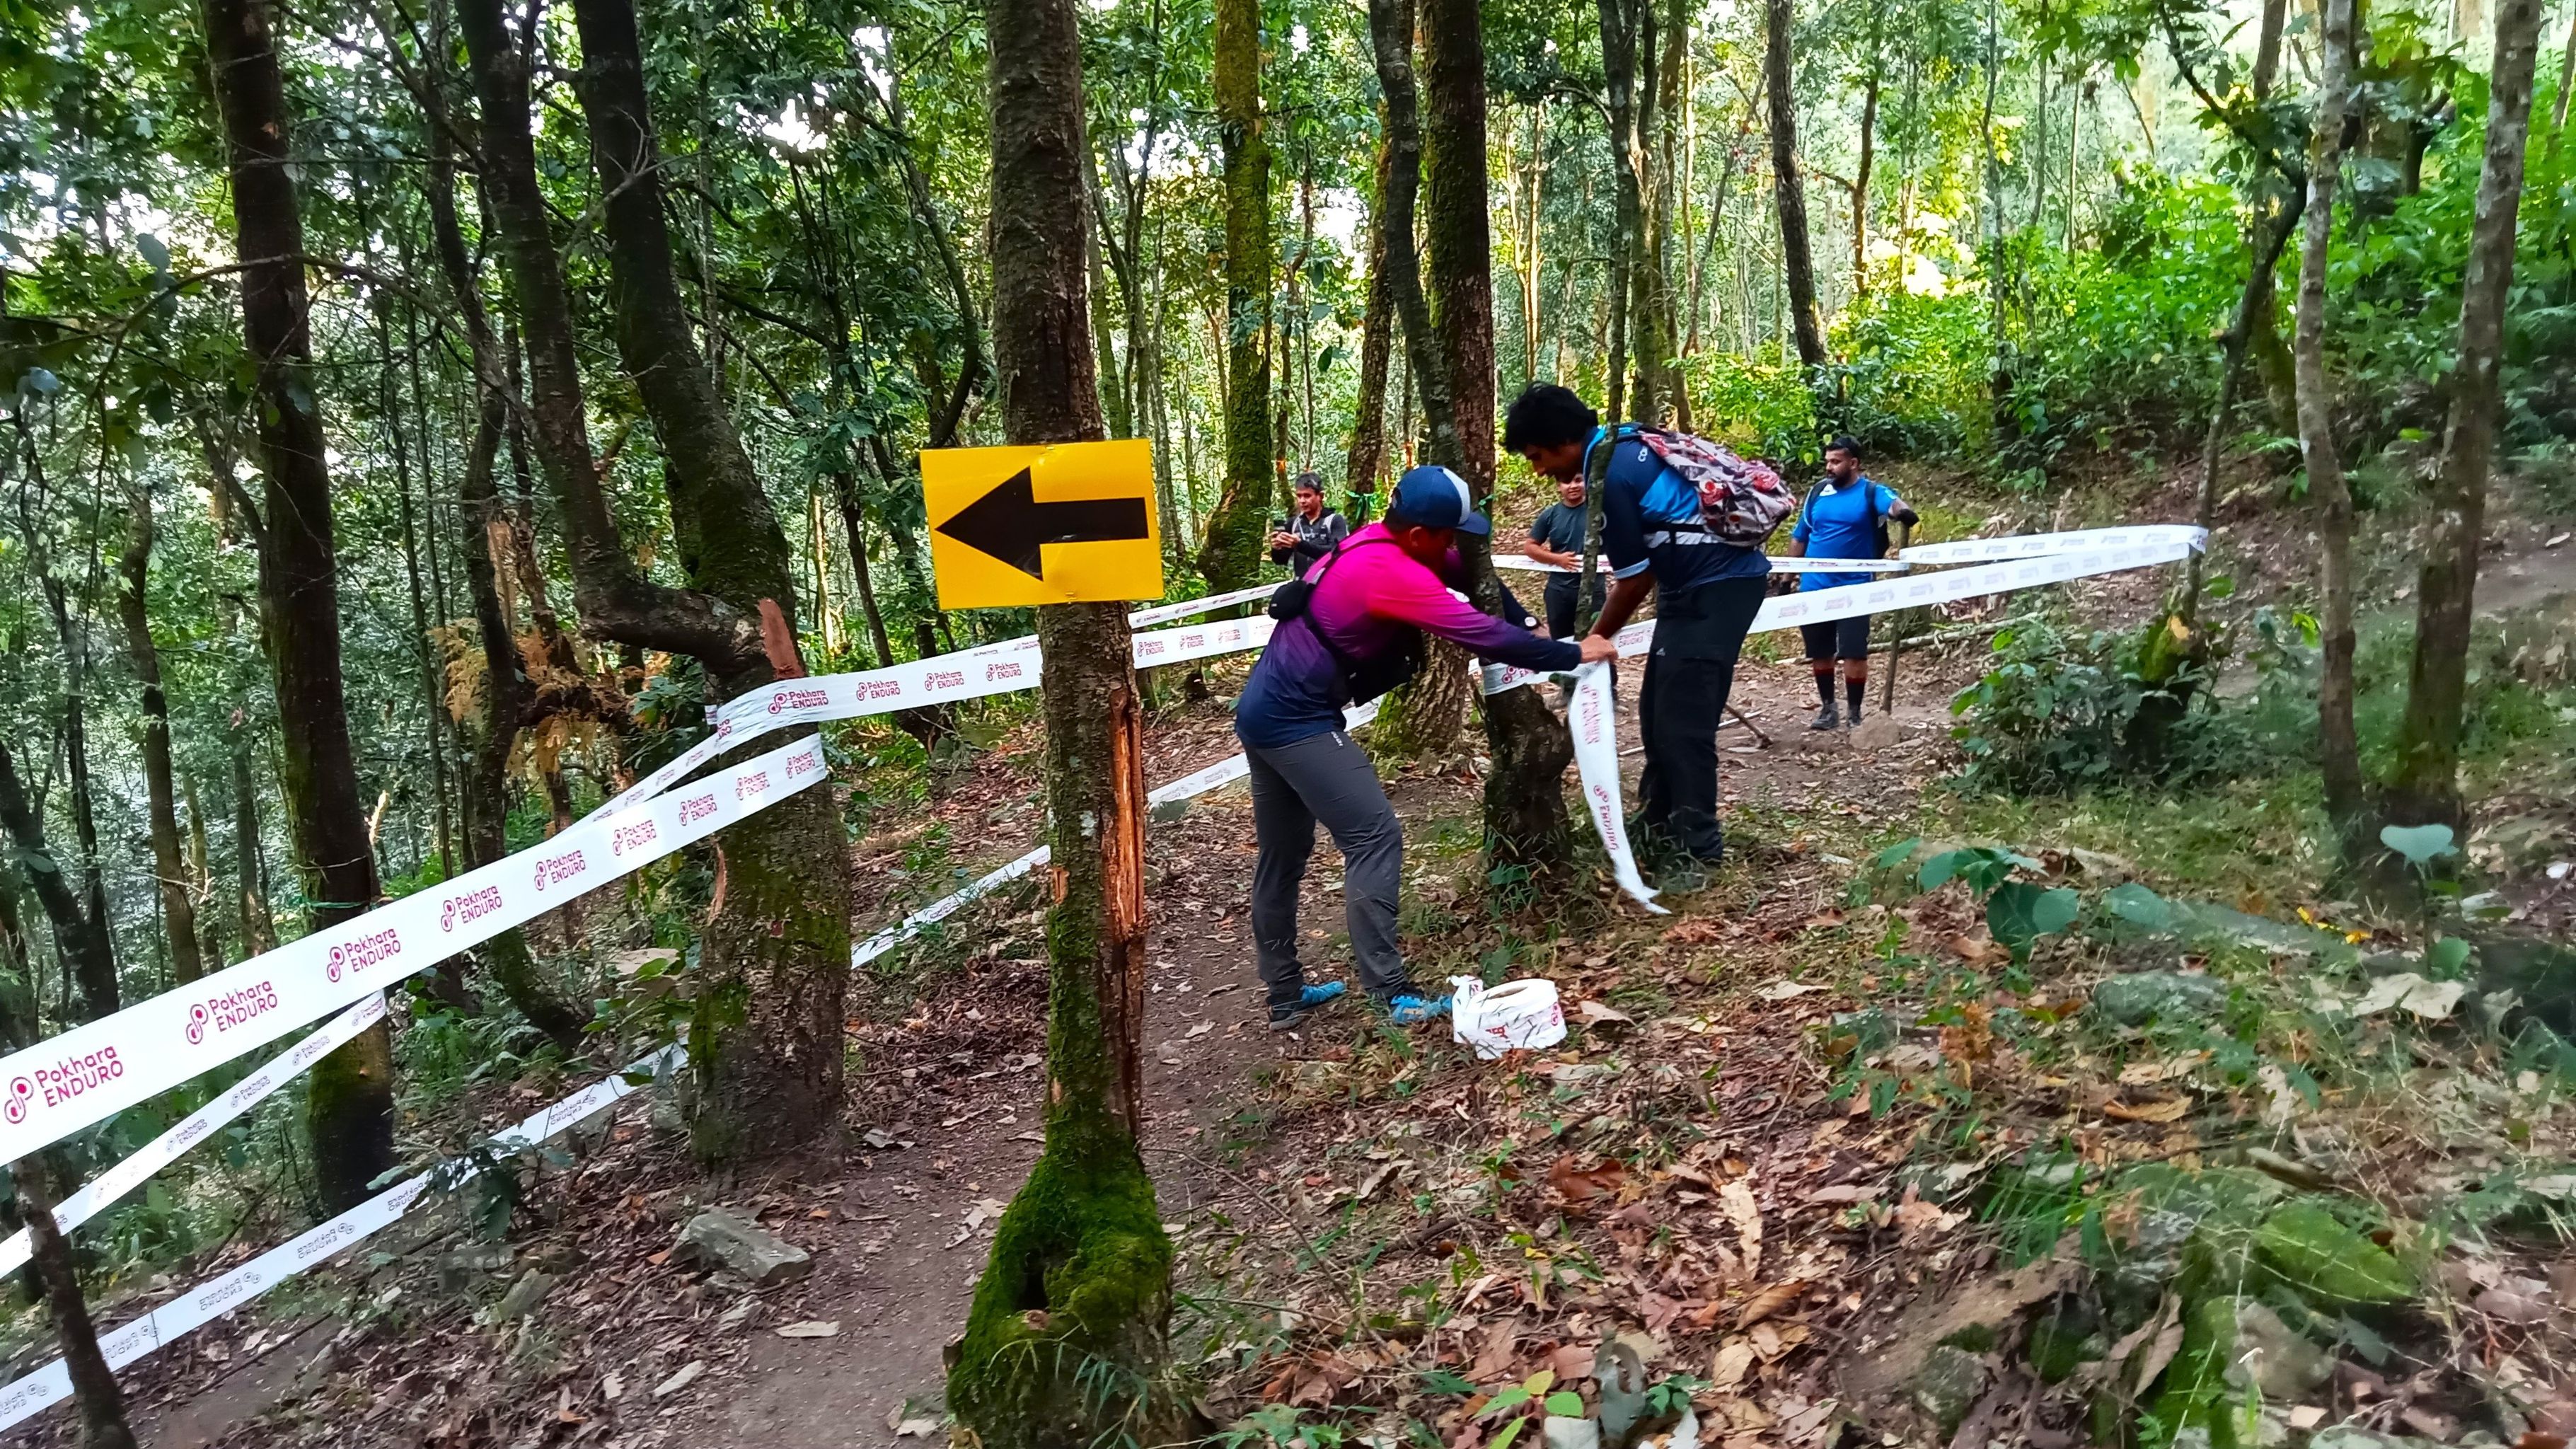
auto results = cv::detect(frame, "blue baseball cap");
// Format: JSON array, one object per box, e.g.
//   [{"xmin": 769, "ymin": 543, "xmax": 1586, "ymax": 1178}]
[{"xmin": 1390, "ymin": 465, "xmax": 1490, "ymax": 536}]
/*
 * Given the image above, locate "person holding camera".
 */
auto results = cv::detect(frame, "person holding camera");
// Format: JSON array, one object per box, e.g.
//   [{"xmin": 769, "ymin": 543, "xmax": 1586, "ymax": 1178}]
[
  {"xmin": 1269, "ymin": 472, "xmax": 1347, "ymax": 570},
  {"xmin": 1234, "ymin": 466, "xmax": 1617, "ymax": 1029}
]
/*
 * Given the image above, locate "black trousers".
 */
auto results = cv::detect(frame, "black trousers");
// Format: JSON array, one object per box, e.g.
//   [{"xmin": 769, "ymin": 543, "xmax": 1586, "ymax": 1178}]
[
  {"xmin": 1543, "ymin": 573, "xmax": 1607, "ymax": 640},
  {"xmin": 1637, "ymin": 576, "xmax": 1768, "ymax": 862}
]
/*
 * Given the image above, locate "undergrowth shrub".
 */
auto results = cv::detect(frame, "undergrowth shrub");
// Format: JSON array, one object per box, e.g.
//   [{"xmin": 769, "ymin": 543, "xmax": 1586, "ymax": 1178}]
[{"xmin": 1948, "ymin": 616, "xmax": 2291, "ymax": 793}]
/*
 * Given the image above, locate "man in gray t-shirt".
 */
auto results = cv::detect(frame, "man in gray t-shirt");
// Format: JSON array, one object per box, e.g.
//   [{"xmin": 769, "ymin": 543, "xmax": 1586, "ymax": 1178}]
[
  {"xmin": 1520, "ymin": 475, "xmax": 1603, "ymax": 638},
  {"xmin": 1270, "ymin": 473, "xmax": 1348, "ymax": 570}
]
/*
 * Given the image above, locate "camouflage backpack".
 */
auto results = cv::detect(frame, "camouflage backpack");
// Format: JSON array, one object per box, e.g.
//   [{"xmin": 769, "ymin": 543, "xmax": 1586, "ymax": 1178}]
[{"xmin": 1624, "ymin": 426, "xmax": 1796, "ymax": 547}]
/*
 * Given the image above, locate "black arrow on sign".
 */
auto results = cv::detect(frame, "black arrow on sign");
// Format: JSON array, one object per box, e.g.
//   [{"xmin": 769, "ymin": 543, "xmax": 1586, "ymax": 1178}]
[{"xmin": 936, "ymin": 466, "xmax": 1150, "ymax": 580}]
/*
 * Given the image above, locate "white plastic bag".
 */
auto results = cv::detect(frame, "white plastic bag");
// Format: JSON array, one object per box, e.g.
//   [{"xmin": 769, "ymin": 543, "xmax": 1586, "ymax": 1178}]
[{"xmin": 1449, "ymin": 976, "xmax": 1567, "ymax": 1059}]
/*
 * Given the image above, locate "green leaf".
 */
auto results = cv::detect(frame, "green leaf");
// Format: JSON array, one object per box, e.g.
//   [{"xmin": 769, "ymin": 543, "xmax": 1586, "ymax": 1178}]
[
  {"xmin": 1544, "ymin": 1392, "xmax": 1584, "ymax": 1416},
  {"xmin": 2202, "ymin": 573, "xmax": 2234, "ymax": 599},
  {"xmin": 2379, "ymin": 822, "xmax": 2456, "ymax": 868},
  {"xmin": 136, "ymin": 231, "xmax": 168, "ymax": 272},
  {"xmin": 1420, "ymin": 1369, "xmax": 1477, "ymax": 1396},
  {"xmin": 1919, "ymin": 849, "xmax": 1971, "ymax": 891},
  {"xmin": 2427, "ymin": 935, "xmax": 2472, "ymax": 978},
  {"xmin": 2104, "ymin": 882, "xmax": 2171, "ymax": 929},
  {"xmin": 1483, "ymin": 1387, "xmax": 1533, "ymax": 1418},
  {"xmin": 1874, "ymin": 837, "xmax": 1921, "ymax": 870},
  {"xmin": 1988, "ymin": 882, "xmax": 2081, "ymax": 947},
  {"xmin": 1486, "ymin": 1419, "xmax": 1528, "ymax": 1449}
]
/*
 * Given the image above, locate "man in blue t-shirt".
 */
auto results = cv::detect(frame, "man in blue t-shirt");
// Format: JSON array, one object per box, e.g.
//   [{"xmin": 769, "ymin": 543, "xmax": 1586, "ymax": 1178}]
[
  {"xmin": 1503, "ymin": 383, "xmax": 1770, "ymax": 887},
  {"xmin": 1788, "ymin": 436, "xmax": 1917, "ymax": 729}
]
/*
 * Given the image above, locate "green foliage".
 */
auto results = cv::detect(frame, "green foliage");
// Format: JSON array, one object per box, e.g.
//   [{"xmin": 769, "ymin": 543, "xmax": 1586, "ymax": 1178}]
[
  {"xmin": 1682, "ymin": 357, "xmax": 1822, "ymax": 463},
  {"xmin": 1950, "ymin": 616, "xmax": 2282, "ymax": 793}
]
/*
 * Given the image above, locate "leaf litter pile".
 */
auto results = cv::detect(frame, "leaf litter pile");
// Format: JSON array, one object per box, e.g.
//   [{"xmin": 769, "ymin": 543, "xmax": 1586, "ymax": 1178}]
[{"xmin": 1167, "ymin": 826, "xmax": 2576, "ymax": 1449}]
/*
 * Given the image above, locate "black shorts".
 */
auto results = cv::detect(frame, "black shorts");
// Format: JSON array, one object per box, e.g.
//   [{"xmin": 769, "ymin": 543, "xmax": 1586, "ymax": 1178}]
[{"xmin": 1801, "ymin": 614, "xmax": 1872, "ymax": 662}]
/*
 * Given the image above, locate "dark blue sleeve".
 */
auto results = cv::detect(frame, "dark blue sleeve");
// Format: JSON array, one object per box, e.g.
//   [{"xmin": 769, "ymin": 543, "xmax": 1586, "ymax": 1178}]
[{"xmin": 1600, "ymin": 470, "xmax": 1651, "ymax": 579}]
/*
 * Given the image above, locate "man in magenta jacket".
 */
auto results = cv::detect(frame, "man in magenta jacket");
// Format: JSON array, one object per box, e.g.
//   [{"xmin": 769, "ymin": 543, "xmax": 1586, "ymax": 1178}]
[{"xmin": 1234, "ymin": 467, "xmax": 1617, "ymax": 1029}]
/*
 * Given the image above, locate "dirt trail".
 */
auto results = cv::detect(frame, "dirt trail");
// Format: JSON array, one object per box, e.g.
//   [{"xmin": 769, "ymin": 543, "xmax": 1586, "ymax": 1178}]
[{"xmin": 656, "ymin": 640, "xmax": 1975, "ymax": 1448}]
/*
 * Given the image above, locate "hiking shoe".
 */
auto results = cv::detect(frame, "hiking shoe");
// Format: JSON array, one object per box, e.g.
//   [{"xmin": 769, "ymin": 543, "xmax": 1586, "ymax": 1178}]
[
  {"xmin": 1809, "ymin": 702, "xmax": 1841, "ymax": 731},
  {"xmin": 1268, "ymin": 981, "xmax": 1348, "ymax": 1032},
  {"xmin": 1382, "ymin": 993, "xmax": 1452, "ymax": 1027}
]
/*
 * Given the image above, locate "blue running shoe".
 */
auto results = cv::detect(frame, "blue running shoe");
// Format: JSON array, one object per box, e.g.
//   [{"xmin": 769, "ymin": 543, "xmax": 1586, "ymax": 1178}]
[
  {"xmin": 1384, "ymin": 993, "xmax": 1451, "ymax": 1026},
  {"xmin": 1268, "ymin": 981, "xmax": 1348, "ymax": 1032}
]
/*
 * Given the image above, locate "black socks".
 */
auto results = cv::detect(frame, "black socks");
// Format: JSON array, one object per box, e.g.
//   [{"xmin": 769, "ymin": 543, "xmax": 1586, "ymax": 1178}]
[
  {"xmin": 1846, "ymin": 677, "xmax": 1866, "ymax": 715},
  {"xmin": 1813, "ymin": 671, "xmax": 1835, "ymax": 706}
]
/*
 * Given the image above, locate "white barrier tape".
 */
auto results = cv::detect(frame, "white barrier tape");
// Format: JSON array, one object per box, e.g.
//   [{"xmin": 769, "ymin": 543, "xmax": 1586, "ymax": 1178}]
[
  {"xmin": 0, "ymin": 1044, "xmax": 681, "ymax": 1434},
  {"xmin": 1484, "ymin": 526, "xmax": 2205, "ymax": 899},
  {"xmin": 1898, "ymin": 524, "xmax": 2207, "ymax": 565},
  {"xmin": 1493, "ymin": 554, "xmax": 1910, "ymax": 574},
  {"xmin": 598, "ymin": 615, "xmax": 1283, "ymax": 823},
  {"xmin": 1125, "ymin": 582, "xmax": 1278, "ymax": 628},
  {"xmin": 852, "ymin": 701, "xmax": 1384, "ymax": 969},
  {"xmin": 0, "ymin": 997, "xmax": 388, "ymax": 1280},
  {"xmin": 0, "ymin": 734, "xmax": 825, "ymax": 1167},
  {"xmin": 1566, "ymin": 662, "xmax": 1665, "ymax": 913}
]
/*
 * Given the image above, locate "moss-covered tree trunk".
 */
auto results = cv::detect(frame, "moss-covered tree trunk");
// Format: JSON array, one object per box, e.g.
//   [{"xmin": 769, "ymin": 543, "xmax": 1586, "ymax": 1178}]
[
  {"xmin": 1195, "ymin": 0, "xmax": 1273, "ymax": 591},
  {"xmin": 2386, "ymin": 0, "xmax": 2544, "ymax": 829},
  {"xmin": 115, "ymin": 492, "xmax": 203, "ymax": 986},
  {"xmin": 1421, "ymin": 0, "xmax": 1581, "ymax": 884},
  {"xmin": 1361, "ymin": 0, "xmax": 1474, "ymax": 764},
  {"xmin": 1764, "ymin": 0, "xmax": 1828, "ymax": 372},
  {"xmin": 204, "ymin": 0, "xmax": 396, "ymax": 1211},
  {"xmin": 568, "ymin": 0, "xmax": 853, "ymax": 1160},
  {"xmin": 419, "ymin": 71, "xmax": 594, "ymax": 1053},
  {"xmin": 949, "ymin": 0, "xmax": 1178, "ymax": 1442}
]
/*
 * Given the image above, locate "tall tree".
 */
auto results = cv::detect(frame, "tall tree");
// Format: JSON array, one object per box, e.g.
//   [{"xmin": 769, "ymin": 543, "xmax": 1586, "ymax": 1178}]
[
  {"xmin": 2295, "ymin": 0, "xmax": 2369, "ymax": 857},
  {"xmin": 1344, "ymin": 134, "xmax": 1399, "ymax": 512},
  {"xmin": 1766, "ymin": 0, "xmax": 1830, "ymax": 372},
  {"xmin": 2386, "ymin": 0, "xmax": 2546, "ymax": 829},
  {"xmin": 463, "ymin": 0, "xmax": 853, "ymax": 1159},
  {"xmin": 32, "ymin": 572, "xmax": 113, "ymax": 1014},
  {"xmin": 116, "ymin": 489, "xmax": 203, "ymax": 986},
  {"xmin": 947, "ymin": 0, "xmax": 1177, "ymax": 1439},
  {"xmin": 413, "ymin": 64, "xmax": 591, "ymax": 1052},
  {"xmin": 1364, "ymin": 0, "xmax": 1475, "ymax": 760},
  {"xmin": 0, "ymin": 744, "xmax": 117, "ymax": 1022},
  {"xmin": 1197, "ymin": 0, "xmax": 1273, "ymax": 591},
  {"xmin": 202, "ymin": 0, "xmax": 396, "ymax": 1210},
  {"xmin": 1598, "ymin": 0, "xmax": 1646, "ymax": 422},
  {"xmin": 1421, "ymin": 0, "xmax": 1583, "ymax": 882}
]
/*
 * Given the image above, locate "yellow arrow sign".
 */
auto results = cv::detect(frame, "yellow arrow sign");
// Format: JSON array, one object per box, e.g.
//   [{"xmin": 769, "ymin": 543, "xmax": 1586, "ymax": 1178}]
[{"xmin": 923, "ymin": 439, "xmax": 1165, "ymax": 609}]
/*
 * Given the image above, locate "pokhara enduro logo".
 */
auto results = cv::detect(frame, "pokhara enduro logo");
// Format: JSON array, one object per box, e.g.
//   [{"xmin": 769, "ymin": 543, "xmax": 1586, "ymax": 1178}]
[
  {"xmin": 184, "ymin": 983, "xmax": 281, "ymax": 1045},
  {"xmin": 324, "ymin": 926, "xmax": 403, "ymax": 983},
  {"xmin": 439, "ymin": 884, "xmax": 505, "ymax": 933},
  {"xmin": 767, "ymin": 687, "xmax": 831, "ymax": 715},
  {"xmin": 5, "ymin": 1046, "xmax": 126, "ymax": 1124}
]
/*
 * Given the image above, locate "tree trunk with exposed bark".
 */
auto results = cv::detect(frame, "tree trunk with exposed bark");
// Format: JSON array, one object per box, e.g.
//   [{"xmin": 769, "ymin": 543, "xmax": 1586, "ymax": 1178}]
[
  {"xmin": 204, "ymin": 0, "xmax": 395, "ymax": 1211},
  {"xmin": 116, "ymin": 493, "xmax": 203, "ymax": 986},
  {"xmin": 1197, "ymin": 0, "xmax": 1273, "ymax": 592},
  {"xmin": 947, "ymin": 0, "xmax": 1177, "ymax": 1439},
  {"xmin": 1767, "ymin": 0, "xmax": 1829, "ymax": 374},
  {"xmin": 1421, "ymin": 0, "xmax": 1581, "ymax": 884},
  {"xmin": 2297, "ymin": 0, "xmax": 2371, "ymax": 859},
  {"xmin": 2386, "ymin": 0, "xmax": 2545, "ymax": 830}
]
